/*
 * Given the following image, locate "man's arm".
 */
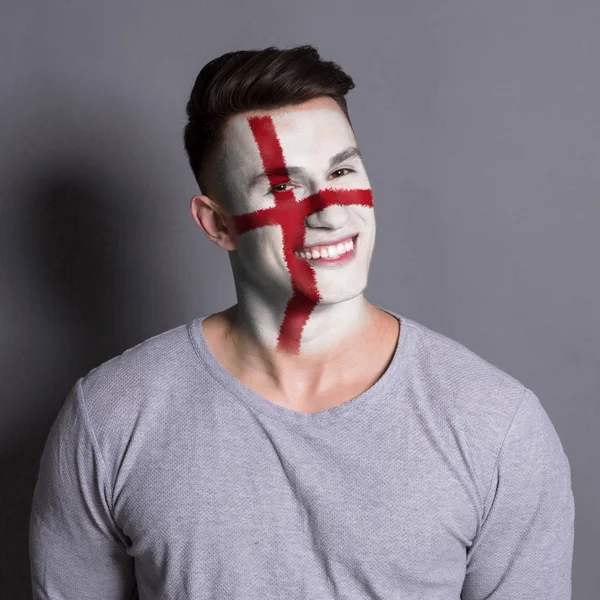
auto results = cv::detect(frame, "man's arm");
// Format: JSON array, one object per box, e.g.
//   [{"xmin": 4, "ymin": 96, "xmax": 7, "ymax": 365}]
[
  {"xmin": 29, "ymin": 378, "xmax": 137, "ymax": 599},
  {"xmin": 461, "ymin": 387, "xmax": 575, "ymax": 599}
]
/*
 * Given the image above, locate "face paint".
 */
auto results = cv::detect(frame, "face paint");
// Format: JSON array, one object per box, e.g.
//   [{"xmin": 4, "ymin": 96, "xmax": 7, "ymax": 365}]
[{"xmin": 218, "ymin": 98, "xmax": 376, "ymax": 355}]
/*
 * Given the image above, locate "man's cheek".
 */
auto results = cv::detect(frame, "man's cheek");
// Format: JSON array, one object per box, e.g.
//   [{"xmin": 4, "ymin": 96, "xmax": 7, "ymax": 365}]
[{"xmin": 238, "ymin": 229, "xmax": 284, "ymax": 268}]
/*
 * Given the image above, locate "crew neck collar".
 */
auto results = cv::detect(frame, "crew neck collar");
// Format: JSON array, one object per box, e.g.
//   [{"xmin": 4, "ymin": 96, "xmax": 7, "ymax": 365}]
[{"xmin": 188, "ymin": 305, "xmax": 412, "ymax": 427}]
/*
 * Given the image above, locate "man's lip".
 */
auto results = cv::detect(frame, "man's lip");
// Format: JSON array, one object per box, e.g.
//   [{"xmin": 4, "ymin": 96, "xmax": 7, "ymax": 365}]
[{"xmin": 296, "ymin": 234, "xmax": 358, "ymax": 251}]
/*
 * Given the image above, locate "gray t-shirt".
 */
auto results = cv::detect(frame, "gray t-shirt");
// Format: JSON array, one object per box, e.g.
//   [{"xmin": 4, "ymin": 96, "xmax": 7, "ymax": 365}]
[{"xmin": 29, "ymin": 308, "xmax": 575, "ymax": 599}]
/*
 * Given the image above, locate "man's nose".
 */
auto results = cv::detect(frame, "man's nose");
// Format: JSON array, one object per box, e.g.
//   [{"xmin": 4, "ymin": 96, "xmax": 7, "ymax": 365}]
[{"xmin": 304, "ymin": 204, "xmax": 349, "ymax": 230}]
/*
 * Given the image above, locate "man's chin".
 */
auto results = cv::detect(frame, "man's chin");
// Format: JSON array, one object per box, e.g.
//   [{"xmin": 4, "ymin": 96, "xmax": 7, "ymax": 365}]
[{"xmin": 313, "ymin": 288, "xmax": 366, "ymax": 307}]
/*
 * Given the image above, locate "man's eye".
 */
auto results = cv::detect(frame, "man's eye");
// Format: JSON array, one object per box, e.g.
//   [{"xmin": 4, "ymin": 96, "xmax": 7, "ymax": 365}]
[
  {"xmin": 329, "ymin": 168, "xmax": 354, "ymax": 179},
  {"xmin": 269, "ymin": 182, "xmax": 294, "ymax": 194}
]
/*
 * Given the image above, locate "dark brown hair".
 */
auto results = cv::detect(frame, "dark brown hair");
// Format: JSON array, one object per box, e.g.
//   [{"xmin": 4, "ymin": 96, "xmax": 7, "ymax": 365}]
[{"xmin": 183, "ymin": 45, "xmax": 355, "ymax": 197}]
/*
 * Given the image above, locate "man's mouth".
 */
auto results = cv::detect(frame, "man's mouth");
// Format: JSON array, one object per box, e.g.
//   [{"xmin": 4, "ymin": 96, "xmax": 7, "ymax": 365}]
[{"xmin": 293, "ymin": 234, "xmax": 358, "ymax": 261}]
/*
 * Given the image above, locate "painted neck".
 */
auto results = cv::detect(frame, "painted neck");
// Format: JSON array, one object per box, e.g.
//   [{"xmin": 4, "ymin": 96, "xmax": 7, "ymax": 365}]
[{"xmin": 229, "ymin": 275, "xmax": 374, "ymax": 359}]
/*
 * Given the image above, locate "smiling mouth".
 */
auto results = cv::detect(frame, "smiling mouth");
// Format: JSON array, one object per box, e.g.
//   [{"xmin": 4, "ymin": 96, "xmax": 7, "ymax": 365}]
[
  {"xmin": 292, "ymin": 235, "xmax": 359, "ymax": 267},
  {"xmin": 294, "ymin": 234, "xmax": 357, "ymax": 260}
]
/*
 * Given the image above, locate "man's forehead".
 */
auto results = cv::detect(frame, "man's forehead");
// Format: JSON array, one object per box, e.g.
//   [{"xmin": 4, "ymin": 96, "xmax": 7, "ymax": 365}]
[{"xmin": 223, "ymin": 101, "xmax": 355, "ymax": 157}]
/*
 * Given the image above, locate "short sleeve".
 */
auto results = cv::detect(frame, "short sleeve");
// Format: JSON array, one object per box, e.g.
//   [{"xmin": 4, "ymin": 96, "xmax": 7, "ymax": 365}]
[
  {"xmin": 29, "ymin": 378, "xmax": 137, "ymax": 599},
  {"xmin": 461, "ymin": 387, "xmax": 575, "ymax": 599}
]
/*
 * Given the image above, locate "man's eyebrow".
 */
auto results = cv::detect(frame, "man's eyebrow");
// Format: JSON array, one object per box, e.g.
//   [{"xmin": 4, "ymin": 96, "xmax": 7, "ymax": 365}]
[
  {"xmin": 246, "ymin": 146, "xmax": 362, "ymax": 192},
  {"xmin": 328, "ymin": 146, "xmax": 362, "ymax": 169}
]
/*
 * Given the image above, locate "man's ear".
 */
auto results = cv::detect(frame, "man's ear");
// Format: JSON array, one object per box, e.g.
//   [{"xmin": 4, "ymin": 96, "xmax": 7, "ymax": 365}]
[{"xmin": 190, "ymin": 194, "xmax": 236, "ymax": 251}]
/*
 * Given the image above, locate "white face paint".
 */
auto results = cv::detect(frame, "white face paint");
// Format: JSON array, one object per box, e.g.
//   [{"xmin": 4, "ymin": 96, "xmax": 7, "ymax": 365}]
[{"xmin": 216, "ymin": 96, "xmax": 376, "ymax": 353}]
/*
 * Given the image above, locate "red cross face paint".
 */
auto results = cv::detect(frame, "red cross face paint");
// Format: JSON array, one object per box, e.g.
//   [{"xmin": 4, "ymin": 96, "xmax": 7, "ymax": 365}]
[{"xmin": 217, "ymin": 97, "xmax": 375, "ymax": 355}]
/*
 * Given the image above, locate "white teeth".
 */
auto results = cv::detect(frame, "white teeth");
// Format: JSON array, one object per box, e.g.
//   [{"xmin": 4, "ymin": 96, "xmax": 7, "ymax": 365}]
[{"xmin": 294, "ymin": 236, "xmax": 356, "ymax": 260}]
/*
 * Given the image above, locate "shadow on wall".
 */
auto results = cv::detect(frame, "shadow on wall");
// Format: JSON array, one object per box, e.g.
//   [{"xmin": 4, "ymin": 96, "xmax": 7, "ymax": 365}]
[
  {"xmin": 0, "ymin": 98, "xmax": 175, "ymax": 598},
  {"xmin": 31, "ymin": 164, "xmax": 129, "ymax": 356}
]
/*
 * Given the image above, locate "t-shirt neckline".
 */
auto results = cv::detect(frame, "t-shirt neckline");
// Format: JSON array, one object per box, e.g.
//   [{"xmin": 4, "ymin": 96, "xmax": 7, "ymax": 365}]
[{"xmin": 188, "ymin": 305, "xmax": 410, "ymax": 426}]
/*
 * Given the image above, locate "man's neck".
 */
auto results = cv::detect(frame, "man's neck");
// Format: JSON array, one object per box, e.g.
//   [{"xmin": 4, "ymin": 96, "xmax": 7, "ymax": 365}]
[{"xmin": 218, "ymin": 296, "xmax": 390, "ymax": 402}]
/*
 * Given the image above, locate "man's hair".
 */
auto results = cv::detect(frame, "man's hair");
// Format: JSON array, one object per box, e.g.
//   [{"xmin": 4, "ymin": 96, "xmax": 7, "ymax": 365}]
[{"xmin": 183, "ymin": 45, "xmax": 355, "ymax": 198}]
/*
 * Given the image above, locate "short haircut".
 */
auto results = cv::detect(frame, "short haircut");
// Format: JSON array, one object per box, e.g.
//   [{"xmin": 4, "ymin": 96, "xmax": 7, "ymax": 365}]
[{"xmin": 183, "ymin": 45, "xmax": 355, "ymax": 199}]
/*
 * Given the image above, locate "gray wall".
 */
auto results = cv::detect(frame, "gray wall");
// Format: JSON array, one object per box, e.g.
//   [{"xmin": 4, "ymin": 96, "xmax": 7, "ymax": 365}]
[{"xmin": 1, "ymin": 0, "xmax": 598, "ymax": 597}]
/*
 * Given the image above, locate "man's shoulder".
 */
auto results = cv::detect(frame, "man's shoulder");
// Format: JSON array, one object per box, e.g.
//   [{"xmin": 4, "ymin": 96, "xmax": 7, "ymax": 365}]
[
  {"xmin": 398, "ymin": 313, "xmax": 527, "ymax": 426},
  {"xmin": 77, "ymin": 317, "xmax": 204, "ymax": 424},
  {"xmin": 397, "ymin": 313, "xmax": 535, "ymax": 510},
  {"xmin": 84, "ymin": 320, "xmax": 192, "ymax": 384}
]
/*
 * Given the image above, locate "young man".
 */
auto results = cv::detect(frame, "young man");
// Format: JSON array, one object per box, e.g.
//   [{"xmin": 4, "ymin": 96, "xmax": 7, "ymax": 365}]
[{"xmin": 30, "ymin": 46, "xmax": 575, "ymax": 599}]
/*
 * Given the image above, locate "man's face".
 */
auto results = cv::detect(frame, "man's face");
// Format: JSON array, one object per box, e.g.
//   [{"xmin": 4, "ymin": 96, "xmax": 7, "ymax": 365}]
[{"xmin": 216, "ymin": 96, "xmax": 375, "ymax": 307}]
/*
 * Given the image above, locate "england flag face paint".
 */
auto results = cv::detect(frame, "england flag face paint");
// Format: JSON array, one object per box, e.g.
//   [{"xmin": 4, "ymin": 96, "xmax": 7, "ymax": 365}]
[{"xmin": 216, "ymin": 96, "xmax": 376, "ymax": 355}]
